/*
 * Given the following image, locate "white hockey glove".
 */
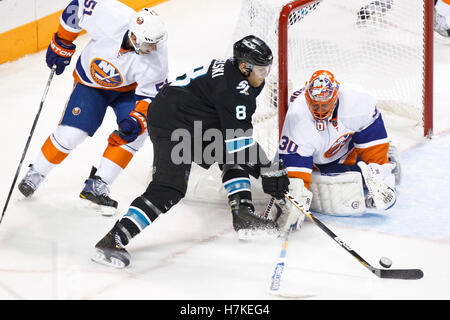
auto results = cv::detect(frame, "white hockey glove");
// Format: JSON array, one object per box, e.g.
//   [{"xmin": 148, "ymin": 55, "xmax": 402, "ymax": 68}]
[
  {"xmin": 272, "ymin": 178, "xmax": 312, "ymax": 235},
  {"xmin": 357, "ymin": 161, "xmax": 397, "ymax": 211}
]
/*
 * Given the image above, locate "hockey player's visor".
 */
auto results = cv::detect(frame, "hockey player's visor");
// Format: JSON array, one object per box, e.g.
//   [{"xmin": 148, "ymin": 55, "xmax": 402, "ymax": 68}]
[
  {"xmin": 137, "ymin": 41, "xmax": 158, "ymax": 54},
  {"xmin": 252, "ymin": 64, "xmax": 272, "ymax": 78}
]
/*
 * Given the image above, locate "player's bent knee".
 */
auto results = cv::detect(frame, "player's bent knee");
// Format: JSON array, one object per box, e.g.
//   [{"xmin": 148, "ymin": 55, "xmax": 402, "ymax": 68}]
[
  {"xmin": 53, "ymin": 125, "xmax": 89, "ymax": 151},
  {"xmin": 126, "ymin": 130, "xmax": 148, "ymax": 150}
]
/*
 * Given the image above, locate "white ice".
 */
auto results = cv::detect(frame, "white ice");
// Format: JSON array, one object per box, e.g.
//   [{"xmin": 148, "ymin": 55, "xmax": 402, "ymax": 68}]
[{"xmin": 0, "ymin": 0, "xmax": 449, "ymax": 300}]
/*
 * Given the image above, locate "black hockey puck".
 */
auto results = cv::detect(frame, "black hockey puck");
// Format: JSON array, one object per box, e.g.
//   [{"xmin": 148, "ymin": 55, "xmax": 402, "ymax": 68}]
[{"xmin": 379, "ymin": 257, "xmax": 392, "ymax": 268}]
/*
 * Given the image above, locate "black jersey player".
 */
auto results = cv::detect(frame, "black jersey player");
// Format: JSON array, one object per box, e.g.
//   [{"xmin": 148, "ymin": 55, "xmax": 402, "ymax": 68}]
[{"xmin": 92, "ymin": 35, "xmax": 290, "ymax": 268}]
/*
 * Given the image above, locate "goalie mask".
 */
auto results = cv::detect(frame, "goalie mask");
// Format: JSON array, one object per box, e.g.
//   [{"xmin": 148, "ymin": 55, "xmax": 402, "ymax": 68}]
[
  {"xmin": 128, "ymin": 8, "xmax": 167, "ymax": 54},
  {"xmin": 305, "ymin": 70, "xmax": 340, "ymax": 130}
]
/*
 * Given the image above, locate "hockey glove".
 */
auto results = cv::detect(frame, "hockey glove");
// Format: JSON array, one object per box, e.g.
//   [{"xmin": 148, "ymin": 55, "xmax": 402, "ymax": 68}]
[
  {"xmin": 273, "ymin": 178, "xmax": 312, "ymax": 235},
  {"xmin": 108, "ymin": 111, "xmax": 147, "ymax": 146},
  {"xmin": 358, "ymin": 161, "xmax": 397, "ymax": 210},
  {"xmin": 46, "ymin": 33, "xmax": 76, "ymax": 75},
  {"xmin": 260, "ymin": 160, "xmax": 290, "ymax": 199}
]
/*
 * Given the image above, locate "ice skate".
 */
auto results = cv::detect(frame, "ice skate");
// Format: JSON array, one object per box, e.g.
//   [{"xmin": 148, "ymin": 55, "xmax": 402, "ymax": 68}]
[
  {"xmin": 229, "ymin": 195, "xmax": 279, "ymax": 240},
  {"xmin": 17, "ymin": 165, "xmax": 45, "ymax": 197},
  {"xmin": 79, "ymin": 166, "xmax": 118, "ymax": 216},
  {"xmin": 91, "ymin": 221, "xmax": 131, "ymax": 268}
]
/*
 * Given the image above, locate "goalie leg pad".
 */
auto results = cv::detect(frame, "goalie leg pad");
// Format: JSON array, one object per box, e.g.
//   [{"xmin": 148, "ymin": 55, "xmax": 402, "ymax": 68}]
[{"xmin": 309, "ymin": 171, "xmax": 366, "ymax": 216}]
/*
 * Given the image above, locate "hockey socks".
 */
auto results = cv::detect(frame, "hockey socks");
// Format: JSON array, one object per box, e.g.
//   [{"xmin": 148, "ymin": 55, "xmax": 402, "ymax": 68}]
[
  {"xmin": 92, "ymin": 196, "xmax": 162, "ymax": 268},
  {"xmin": 118, "ymin": 196, "xmax": 162, "ymax": 240}
]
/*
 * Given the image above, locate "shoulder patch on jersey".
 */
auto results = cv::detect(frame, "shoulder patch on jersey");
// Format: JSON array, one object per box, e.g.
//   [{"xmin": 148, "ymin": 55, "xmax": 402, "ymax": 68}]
[
  {"xmin": 236, "ymin": 80, "xmax": 250, "ymax": 95},
  {"xmin": 89, "ymin": 58, "xmax": 123, "ymax": 88}
]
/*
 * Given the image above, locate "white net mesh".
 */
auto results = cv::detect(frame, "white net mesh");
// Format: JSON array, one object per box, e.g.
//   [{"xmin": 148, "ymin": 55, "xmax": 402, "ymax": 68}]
[{"xmin": 184, "ymin": 0, "xmax": 428, "ymax": 206}]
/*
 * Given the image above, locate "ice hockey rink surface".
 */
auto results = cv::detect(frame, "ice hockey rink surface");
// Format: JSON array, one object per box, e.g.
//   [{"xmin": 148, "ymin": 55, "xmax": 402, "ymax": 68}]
[{"xmin": 0, "ymin": 0, "xmax": 449, "ymax": 301}]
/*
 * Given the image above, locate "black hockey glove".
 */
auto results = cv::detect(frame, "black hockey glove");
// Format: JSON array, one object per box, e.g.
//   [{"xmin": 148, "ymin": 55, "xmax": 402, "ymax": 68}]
[{"xmin": 260, "ymin": 160, "xmax": 290, "ymax": 199}]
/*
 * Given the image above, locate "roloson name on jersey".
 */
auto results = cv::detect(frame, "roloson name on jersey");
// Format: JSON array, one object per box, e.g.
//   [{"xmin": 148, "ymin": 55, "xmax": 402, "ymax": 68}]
[{"xmin": 211, "ymin": 59, "xmax": 226, "ymax": 78}]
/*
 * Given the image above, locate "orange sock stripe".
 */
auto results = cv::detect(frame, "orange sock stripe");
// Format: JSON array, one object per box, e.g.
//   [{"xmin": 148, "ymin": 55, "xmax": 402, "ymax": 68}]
[
  {"xmin": 41, "ymin": 136, "xmax": 69, "ymax": 164},
  {"xmin": 103, "ymin": 145, "xmax": 134, "ymax": 169}
]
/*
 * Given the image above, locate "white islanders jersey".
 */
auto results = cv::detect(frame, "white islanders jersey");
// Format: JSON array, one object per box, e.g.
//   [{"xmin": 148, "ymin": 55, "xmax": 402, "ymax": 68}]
[
  {"xmin": 278, "ymin": 85, "xmax": 390, "ymax": 187},
  {"xmin": 59, "ymin": 0, "xmax": 168, "ymax": 101}
]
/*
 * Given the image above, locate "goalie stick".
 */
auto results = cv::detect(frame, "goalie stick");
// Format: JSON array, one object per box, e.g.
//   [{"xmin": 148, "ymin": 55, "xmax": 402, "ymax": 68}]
[{"xmin": 284, "ymin": 192, "xmax": 424, "ymax": 280}]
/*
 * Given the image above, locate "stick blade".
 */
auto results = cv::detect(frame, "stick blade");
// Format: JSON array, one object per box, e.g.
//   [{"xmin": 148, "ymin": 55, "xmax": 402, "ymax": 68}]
[{"xmin": 377, "ymin": 268, "xmax": 424, "ymax": 280}]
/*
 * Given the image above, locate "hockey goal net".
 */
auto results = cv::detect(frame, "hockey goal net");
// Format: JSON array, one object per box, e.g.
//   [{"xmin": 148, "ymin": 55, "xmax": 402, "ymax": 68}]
[{"xmin": 184, "ymin": 0, "xmax": 433, "ymax": 206}]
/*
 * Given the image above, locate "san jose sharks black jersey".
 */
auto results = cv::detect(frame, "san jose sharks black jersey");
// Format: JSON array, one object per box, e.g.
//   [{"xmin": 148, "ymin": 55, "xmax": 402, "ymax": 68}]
[
  {"xmin": 147, "ymin": 58, "xmax": 269, "ymax": 166},
  {"xmin": 148, "ymin": 58, "xmax": 264, "ymax": 133}
]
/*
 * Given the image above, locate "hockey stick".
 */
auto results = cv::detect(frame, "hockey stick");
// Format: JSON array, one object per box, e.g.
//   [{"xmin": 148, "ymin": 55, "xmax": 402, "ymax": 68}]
[
  {"xmin": 268, "ymin": 224, "xmax": 294, "ymax": 293},
  {"xmin": 0, "ymin": 65, "xmax": 57, "ymax": 225},
  {"xmin": 284, "ymin": 192, "xmax": 424, "ymax": 280},
  {"xmin": 263, "ymin": 197, "xmax": 275, "ymax": 218}
]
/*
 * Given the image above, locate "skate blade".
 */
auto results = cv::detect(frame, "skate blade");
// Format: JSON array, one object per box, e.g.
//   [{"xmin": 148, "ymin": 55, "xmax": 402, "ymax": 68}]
[
  {"xmin": 91, "ymin": 250, "xmax": 128, "ymax": 269},
  {"xmin": 79, "ymin": 198, "xmax": 117, "ymax": 216},
  {"xmin": 237, "ymin": 228, "xmax": 280, "ymax": 241}
]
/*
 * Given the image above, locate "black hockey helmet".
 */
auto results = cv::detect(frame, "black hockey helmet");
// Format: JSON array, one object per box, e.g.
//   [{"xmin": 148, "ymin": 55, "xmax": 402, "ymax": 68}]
[{"xmin": 233, "ymin": 35, "xmax": 273, "ymax": 67}]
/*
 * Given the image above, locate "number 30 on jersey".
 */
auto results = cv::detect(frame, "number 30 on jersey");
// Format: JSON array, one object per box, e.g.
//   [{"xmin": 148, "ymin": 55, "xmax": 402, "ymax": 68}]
[{"xmin": 279, "ymin": 135, "xmax": 299, "ymax": 153}]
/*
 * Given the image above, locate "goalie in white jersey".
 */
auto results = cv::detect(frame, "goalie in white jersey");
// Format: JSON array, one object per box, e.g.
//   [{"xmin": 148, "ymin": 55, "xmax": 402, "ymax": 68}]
[
  {"xmin": 273, "ymin": 70, "xmax": 400, "ymax": 234},
  {"xmin": 17, "ymin": 0, "xmax": 168, "ymax": 214}
]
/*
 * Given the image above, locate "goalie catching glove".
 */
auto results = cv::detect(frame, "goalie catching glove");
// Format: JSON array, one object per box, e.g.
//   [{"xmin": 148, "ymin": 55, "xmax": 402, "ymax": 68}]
[
  {"xmin": 108, "ymin": 110, "xmax": 147, "ymax": 146},
  {"xmin": 357, "ymin": 161, "xmax": 397, "ymax": 210},
  {"xmin": 270, "ymin": 178, "xmax": 312, "ymax": 235}
]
